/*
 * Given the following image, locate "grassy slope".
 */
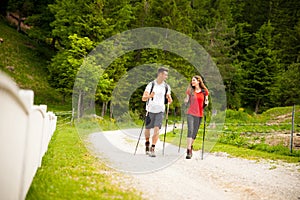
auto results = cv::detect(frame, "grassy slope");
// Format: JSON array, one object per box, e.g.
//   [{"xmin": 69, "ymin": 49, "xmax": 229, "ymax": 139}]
[{"xmin": 0, "ymin": 18, "xmax": 65, "ymax": 107}]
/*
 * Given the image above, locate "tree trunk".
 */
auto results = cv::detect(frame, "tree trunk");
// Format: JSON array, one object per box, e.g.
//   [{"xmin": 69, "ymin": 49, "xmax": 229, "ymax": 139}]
[
  {"xmin": 77, "ymin": 91, "xmax": 85, "ymax": 118},
  {"xmin": 110, "ymin": 101, "xmax": 113, "ymax": 118},
  {"xmin": 17, "ymin": 17, "xmax": 21, "ymax": 32},
  {"xmin": 77, "ymin": 91, "xmax": 82, "ymax": 119},
  {"xmin": 51, "ymin": 37, "xmax": 56, "ymax": 49},
  {"xmin": 255, "ymin": 98, "xmax": 260, "ymax": 114},
  {"xmin": 101, "ymin": 102, "xmax": 107, "ymax": 117}
]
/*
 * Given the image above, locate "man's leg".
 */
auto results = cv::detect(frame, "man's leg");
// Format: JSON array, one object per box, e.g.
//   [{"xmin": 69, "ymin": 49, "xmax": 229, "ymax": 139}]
[
  {"xmin": 148, "ymin": 126, "xmax": 159, "ymax": 157},
  {"xmin": 149, "ymin": 112, "xmax": 164, "ymax": 157},
  {"xmin": 144, "ymin": 128, "xmax": 150, "ymax": 142},
  {"xmin": 144, "ymin": 129, "xmax": 150, "ymax": 154},
  {"xmin": 152, "ymin": 126, "xmax": 160, "ymax": 145}
]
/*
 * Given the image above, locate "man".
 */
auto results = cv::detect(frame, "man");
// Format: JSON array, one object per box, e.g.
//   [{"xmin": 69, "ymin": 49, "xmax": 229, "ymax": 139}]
[{"xmin": 142, "ymin": 67, "xmax": 172, "ymax": 157}]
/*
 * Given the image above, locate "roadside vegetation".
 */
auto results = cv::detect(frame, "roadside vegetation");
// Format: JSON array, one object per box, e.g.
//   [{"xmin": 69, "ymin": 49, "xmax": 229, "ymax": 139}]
[
  {"xmin": 163, "ymin": 106, "xmax": 300, "ymax": 163},
  {"xmin": 26, "ymin": 105, "xmax": 299, "ymax": 198},
  {"xmin": 0, "ymin": 19, "xmax": 141, "ymax": 199},
  {"xmin": 26, "ymin": 115, "xmax": 142, "ymax": 200}
]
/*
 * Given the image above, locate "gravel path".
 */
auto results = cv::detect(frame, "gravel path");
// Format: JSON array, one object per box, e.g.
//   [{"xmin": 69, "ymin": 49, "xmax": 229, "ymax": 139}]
[{"xmin": 88, "ymin": 128, "xmax": 300, "ymax": 200}]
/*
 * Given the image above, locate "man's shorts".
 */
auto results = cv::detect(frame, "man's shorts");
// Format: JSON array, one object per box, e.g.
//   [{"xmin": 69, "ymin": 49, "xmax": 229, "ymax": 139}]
[{"xmin": 145, "ymin": 112, "xmax": 164, "ymax": 129}]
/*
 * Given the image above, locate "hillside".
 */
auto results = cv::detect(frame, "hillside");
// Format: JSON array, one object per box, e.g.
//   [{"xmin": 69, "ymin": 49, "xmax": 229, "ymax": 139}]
[{"xmin": 0, "ymin": 18, "xmax": 63, "ymax": 107}]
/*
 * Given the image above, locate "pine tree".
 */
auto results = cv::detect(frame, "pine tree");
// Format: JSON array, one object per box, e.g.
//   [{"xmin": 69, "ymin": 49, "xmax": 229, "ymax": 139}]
[{"xmin": 240, "ymin": 21, "xmax": 281, "ymax": 113}]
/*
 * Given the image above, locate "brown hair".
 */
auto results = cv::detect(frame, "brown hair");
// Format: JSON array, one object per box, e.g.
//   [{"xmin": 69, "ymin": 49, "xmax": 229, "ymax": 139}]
[{"xmin": 189, "ymin": 75, "xmax": 208, "ymax": 95}]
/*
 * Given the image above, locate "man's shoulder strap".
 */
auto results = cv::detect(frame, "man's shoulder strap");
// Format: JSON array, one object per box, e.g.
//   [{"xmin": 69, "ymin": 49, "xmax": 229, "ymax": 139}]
[
  {"xmin": 165, "ymin": 82, "xmax": 168, "ymax": 93},
  {"xmin": 150, "ymin": 81, "xmax": 154, "ymax": 93}
]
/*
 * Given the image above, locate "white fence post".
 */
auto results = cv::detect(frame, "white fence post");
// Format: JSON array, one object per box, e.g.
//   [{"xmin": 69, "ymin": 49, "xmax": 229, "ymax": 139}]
[
  {"xmin": 0, "ymin": 72, "xmax": 57, "ymax": 200},
  {"xmin": 0, "ymin": 73, "xmax": 29, "ymax": 200}
]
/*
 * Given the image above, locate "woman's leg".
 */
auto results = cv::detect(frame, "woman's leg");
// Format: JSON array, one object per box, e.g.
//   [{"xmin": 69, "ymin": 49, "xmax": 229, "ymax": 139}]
[
  {"xmin": 186, "ymin": 114, "xmax": 194, "ymax": 149},
  {"xmin": 186, "ymin": 115, "xmax": 194, "ymax": 158},
  {"xmin": 191, "ymin": 116, "xmax": 202, "ymax": 147}
]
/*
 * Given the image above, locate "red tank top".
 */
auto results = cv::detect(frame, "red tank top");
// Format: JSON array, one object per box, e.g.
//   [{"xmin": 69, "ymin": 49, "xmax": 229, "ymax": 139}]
[{"xmin": 186, "ymin": 88, "xmax": 208, "ymax": 117}]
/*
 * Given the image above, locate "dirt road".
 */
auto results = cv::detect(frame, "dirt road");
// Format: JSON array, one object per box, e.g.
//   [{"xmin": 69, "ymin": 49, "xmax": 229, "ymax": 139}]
[{"xmin": 88, "ymin": 128, "xmax": 300, "ymax": 200}]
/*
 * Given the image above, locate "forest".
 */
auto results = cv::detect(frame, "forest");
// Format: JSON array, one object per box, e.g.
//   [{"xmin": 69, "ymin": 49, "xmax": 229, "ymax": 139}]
[{"xmin": 1, "ymin": 0, "xmax": 300, "ymax": 116}]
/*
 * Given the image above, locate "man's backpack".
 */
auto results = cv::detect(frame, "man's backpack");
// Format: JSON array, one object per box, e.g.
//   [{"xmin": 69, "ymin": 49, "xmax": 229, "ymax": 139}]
[{"xmin": 149, "ymin": 81, "xmax": 169, "ymax": 104}]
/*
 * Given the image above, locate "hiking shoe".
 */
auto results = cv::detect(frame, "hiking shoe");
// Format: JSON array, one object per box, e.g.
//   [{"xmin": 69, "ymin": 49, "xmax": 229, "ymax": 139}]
[
  {"xmin": 149, "ymin": 146, "xmax": 156, "ymax": 157},
  {"xmin": 186, "ymin": 149, "xmax": 192, "ymax": 159},
  {"xmin": 145, "ymin": 142, "xmax": 150, "ymax": 155}
]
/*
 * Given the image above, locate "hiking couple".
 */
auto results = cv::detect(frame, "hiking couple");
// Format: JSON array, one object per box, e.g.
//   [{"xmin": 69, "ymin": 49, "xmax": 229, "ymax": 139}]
[{"xmin": 142, "ymin": 67, "xmax": 209, "ymax": 159}]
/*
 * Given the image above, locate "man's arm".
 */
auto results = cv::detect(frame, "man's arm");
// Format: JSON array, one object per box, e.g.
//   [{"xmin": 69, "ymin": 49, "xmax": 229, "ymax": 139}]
[
  {"xmin": 142, "ymin": 91, "xmax": 155, "ymax": 102},
  {"xmin": 166, "ymin": 93, "xmax": 173, "ymax": 104},
  {"xmin": 166, "ymin": 85, "xmax": 173, "ymax": 104}
]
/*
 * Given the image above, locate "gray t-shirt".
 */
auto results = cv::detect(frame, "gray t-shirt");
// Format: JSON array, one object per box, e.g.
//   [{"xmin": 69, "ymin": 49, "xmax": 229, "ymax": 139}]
[{"xmin": 145, "ymin": 80, "xmax": 171, "ymax": 113}]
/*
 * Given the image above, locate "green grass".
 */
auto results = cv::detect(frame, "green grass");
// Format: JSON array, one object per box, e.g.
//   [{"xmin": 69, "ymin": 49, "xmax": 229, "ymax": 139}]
[
  {"xmin": 26, "ymin": 119, "xmax": 142, "ymax": 200},
  {"xmin": 0, "ymin": 18, "xmax": 63, "ymax": 105},
  {"xmin": 162, "ymin": 130, "xmax": 300, "ymax": 163},
  {"xmin": 211, "ymin": 143, "xmax": 300, "ymax": 163},
  {"xmin": 161, "ymin": 106, "xmax": 300, "ymax": 163},
  {"xmin": 218, "ymin": 106, "xmax": 300, "ymax": 158}
]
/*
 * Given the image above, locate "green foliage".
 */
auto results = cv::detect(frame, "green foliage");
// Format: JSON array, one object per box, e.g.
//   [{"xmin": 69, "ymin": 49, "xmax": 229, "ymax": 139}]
[
  {"xmin": 24, "ymin": 0, "xmax": 55, "ymax": 43},
  {"xmin": 218, "ymin": 132, "xmax": 248, "ymax": 147},
  {"xmin": 49, "ymin": 34, "xmax": 97, "ymax": 102},
  {"xmin": 240, "ymin": 21, "xmax": 282, "ymax": 113},
  {"xmin": 225, "ymin": 109, "xmax": 252, "ymax": 122},
  {"xmin": 49, "ymin": 0, "xmax": 109, "ymax": 47},
  {"xmin": 278, "ymin": 63, "xmax": 300, "ymax": 105},
  {"xmin": 3, "ymin": 0, "xmax": 300, "ymax": 113}
]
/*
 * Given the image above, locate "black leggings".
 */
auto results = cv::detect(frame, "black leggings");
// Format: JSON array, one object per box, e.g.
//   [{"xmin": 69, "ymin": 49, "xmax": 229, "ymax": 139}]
[{"xmin": 187, "ymin": 114, "xmax": 202, "ymax": 140}]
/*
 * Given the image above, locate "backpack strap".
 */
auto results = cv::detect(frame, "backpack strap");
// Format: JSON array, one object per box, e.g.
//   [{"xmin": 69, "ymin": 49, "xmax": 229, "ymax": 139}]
[
  {"xmin": 149, "ymin": 81, "xmax": 169, "ymax": 104},
  {"xmin": 150, "ymin": 81, "xmax": 154, "ymax": 93},
  {"xmin": 164, "ymin": 83, "xmax": 169, "ymax": 104},
  {"xmin": 202, "ymin": 89, "xmax": 208, "ymax": 108},
  {"xmin": 149, "ymin": 81, "xmax": 154, "ymax": 101},
  {"xmin": 165, "ymin": 83, "xmax": 168, "ymax": 94}
]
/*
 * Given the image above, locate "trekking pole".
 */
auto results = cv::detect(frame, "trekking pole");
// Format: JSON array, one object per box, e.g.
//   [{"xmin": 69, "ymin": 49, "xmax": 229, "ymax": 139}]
[
  {"xmin": 134, "ymin": 111, "xmax": 148, "ymax": 155},
  {"xmin": 178, "ymin": 116, "xmax": 184, "ymax": 153},
  {"xmin": 201, "ymin": 111, "xmax": 206, "ymax": 160},
  {"xmin": 172, "ymin": 108, "xmax": 176, "ymax": 135},
  {"xmin": 178, "ymin": 104, "xmax": 186, "ymax": 153},
  {"xmin": 163, "ymin": 103, "xmax": 170, "ymax": 155}
]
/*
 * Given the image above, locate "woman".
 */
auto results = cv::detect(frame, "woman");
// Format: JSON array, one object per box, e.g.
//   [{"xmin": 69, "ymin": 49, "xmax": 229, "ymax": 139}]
[{"xmin": 184, "ymin": 75, "xmax": 209, "ymax": 159}]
